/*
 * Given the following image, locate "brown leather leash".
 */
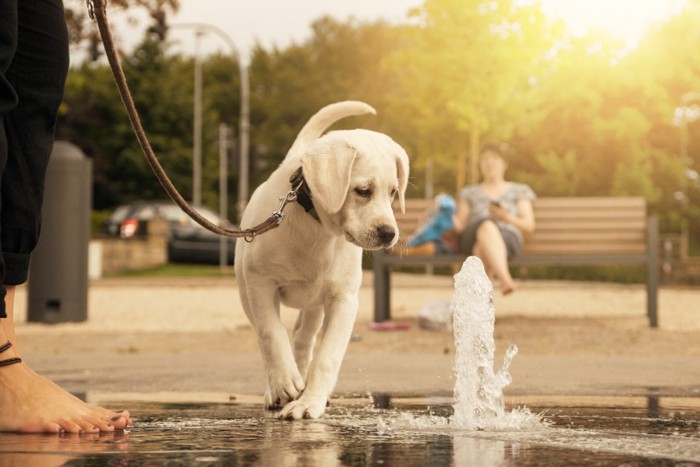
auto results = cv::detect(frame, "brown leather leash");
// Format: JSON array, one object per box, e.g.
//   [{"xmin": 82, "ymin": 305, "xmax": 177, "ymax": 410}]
[{"xmin": 87, "ymin": 0, "xmax": 293, "ymax": 241}]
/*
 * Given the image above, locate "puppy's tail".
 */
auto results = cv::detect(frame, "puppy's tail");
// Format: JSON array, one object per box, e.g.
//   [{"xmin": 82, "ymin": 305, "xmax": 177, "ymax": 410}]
[{"xmin": 285, "ymin": 101, "xmax": 376, "ymax": 161}]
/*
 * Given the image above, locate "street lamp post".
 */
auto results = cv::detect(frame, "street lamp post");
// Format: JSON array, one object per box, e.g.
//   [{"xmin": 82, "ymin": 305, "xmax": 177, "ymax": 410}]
[
  {"xmin": 238, "ymin": 64, "xmax": 250, "ymax": 222},
  {"xmin": 193, "ymin": 31, "xmax": 203, "ymax": 206},
  {"xmin": 171, "ymin": 22, "xmax": 250, "ymax": 221},
  {"xmin": 219, "ymin": 123, "xmax": 230, "ymax": 270}
]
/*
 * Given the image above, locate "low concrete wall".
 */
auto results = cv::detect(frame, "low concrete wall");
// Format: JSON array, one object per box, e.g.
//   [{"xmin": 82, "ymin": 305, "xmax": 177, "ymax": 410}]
[{"xmin": 90, "ymin": 219, "xmax": 168, "ymax": 278}]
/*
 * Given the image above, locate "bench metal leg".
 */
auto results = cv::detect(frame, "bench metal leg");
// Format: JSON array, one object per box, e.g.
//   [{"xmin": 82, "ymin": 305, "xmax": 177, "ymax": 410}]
[
  {"xmin": 373, "ymin": 253, "xmax": 392, "ymax": 322},
  {"xmin": 646, "ymin": 216, "xmax": 659, "ymax": 327}
]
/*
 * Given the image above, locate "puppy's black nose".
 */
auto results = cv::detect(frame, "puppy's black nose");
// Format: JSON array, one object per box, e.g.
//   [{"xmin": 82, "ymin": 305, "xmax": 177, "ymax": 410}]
[{"xmin": 376, "ymin": 224, "xmax": 396, "ymax": 244}]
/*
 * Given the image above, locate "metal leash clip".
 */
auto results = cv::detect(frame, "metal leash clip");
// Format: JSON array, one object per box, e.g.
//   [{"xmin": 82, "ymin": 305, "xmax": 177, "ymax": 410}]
[
  {"xmin": 243, "ymin": 177, "xmax": 304, "ymax": 243},
  {"xmin": 272, "ymin": 181, "xmax": 303, "ymax": 222}
]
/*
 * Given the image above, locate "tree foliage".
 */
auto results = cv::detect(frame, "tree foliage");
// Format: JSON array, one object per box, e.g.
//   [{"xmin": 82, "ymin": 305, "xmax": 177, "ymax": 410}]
[{"xmin": 59, "ymin": 0, "xmax": 700, "ymax": 251}]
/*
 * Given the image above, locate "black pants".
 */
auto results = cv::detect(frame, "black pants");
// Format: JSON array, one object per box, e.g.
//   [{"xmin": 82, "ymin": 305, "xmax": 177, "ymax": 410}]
[{"xmin": 0, "ymin": 0, "xmax": 69, "ymax": 318}]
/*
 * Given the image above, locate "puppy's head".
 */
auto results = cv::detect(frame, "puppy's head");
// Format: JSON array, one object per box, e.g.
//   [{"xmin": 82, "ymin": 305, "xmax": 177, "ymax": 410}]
[{"xmin": 300, "ymin": 129, "xmax": 409, "ymax": 250}]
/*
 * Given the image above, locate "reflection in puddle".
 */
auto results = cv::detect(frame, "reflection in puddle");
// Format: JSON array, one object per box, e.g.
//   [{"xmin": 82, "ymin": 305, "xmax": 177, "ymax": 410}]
[{"xmin": 0, "ymin": 395, "xmax": 698, "ymax": 466}]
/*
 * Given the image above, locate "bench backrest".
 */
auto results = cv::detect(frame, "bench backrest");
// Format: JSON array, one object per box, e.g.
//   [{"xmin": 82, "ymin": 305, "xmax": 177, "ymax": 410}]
[{"xmin": 395, "ymin": 197, "xmax": 649, "ymax": 257}]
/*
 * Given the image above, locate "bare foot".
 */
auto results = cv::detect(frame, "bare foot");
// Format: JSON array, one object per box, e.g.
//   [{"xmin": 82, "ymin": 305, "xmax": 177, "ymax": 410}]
[
  {"xmin": 0, "ymin": 286, "xmax": 131, "ymax": 433},
  {"xmin": 0, "ymin": 356, "xmax": 131, "ymax": 433}
]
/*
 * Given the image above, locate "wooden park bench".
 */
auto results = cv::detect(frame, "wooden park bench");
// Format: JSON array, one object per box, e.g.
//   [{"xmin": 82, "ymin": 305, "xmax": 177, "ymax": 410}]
[{"xmin": 374, "ymin": 197, "xmax": 660, "ymax": 327}]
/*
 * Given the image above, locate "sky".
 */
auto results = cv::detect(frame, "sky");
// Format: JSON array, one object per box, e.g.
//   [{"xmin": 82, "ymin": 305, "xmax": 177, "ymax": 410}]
[
  {"xmin": 101, "ymin": 0, "xmax": 688, "ymax": 63},
  {"xmin": 166, "ymin": 0, "xmax": 423, "ymax": 63},
  {"xmin": 534, "ymin": 0, "xmax": 687, "ymax": 50}
]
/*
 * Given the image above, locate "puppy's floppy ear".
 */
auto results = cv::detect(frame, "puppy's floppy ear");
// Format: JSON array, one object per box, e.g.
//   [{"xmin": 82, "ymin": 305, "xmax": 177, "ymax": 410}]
[
  {"xmin": 395, "ymin": 147, "xmax": 410, "ymax": 214},
  {"xmin": 301, "ymin": 141, "xmax": 357, "ymax": 215}
]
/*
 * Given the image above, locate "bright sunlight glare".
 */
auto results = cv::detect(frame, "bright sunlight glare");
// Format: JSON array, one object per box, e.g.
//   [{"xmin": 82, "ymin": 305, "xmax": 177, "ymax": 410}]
[{"xmin": 533, "ymin": 0, "xmax": 688, "ymax": 50}]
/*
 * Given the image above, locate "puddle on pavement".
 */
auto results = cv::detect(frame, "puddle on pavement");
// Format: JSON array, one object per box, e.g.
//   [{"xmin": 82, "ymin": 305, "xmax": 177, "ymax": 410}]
[
  {"xmin": 1, "ymin": 394, "xmax": 699, "ymax": 466},
  {"xmin": 5, "ymin": 262, "xmax": 698, "ymax": 465}
]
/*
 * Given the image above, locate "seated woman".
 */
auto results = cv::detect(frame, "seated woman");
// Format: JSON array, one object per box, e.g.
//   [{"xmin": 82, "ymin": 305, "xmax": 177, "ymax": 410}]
[{"xmin": 453, "ymin": 142, "xmax": 536, "ymax": 295}]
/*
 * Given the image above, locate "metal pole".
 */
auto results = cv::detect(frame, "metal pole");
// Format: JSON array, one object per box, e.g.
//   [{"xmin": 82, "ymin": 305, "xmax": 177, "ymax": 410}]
[
  {"xmin": 238, "ymin": 64, "xmax": 250, "ymax": 221},
  {"xmin": 425, "ymin": 158, "xmax": 434, "ymax": 199},
  {"xmin": 681, "ymin": 112, "xmax": 689, "ymax": 257},
  {"xmin": 171, "ymin": 23, "xmax": 249, "ymax": 219},
  {"xmin": 193, "ymin": 31, "xmax": 203, "ymax": 206},
  {"xmin": 219, "ymin": 123, "xmax": 229, "ymax": 270},
  {"xmin": 679, "ymin": 92, "xmax": 700, "ymax": 259},
  {"xmin": 425, "ymin": 158, "xmax": 434, "ymax": 276}
]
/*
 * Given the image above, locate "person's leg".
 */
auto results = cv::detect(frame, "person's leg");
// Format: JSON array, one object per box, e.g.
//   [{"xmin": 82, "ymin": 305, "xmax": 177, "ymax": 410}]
[
  {"xmin": 0, "ymin": 286, "xmax": 17, "ymax": 351},
  {"xmin": 472, "ymin": 220, "xmax": 516, "ymax": 295},
  {"xmin": 403, "ymin": 242, "xmax": 437, "ymax": 256},
  {"xmin": 0, "ymin": 0, "xmax": 131, "ymax": 433},
  {"xmin": 1, "ymin": 0, "xmax": 69, "ymax": 293},
  {"xmin": 0, "ymin": 0, "xmax": 18, "ymax": 324},
  {"xmin": 0, "ymin": 285, "xmax": 132, "ymax": 433},
  {"xmin": 0, "ymin": 290, "xmax": 120, "ymax": 433}
]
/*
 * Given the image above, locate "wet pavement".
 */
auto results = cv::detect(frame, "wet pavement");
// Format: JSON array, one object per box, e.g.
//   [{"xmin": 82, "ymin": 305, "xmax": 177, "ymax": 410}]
[
  {"xmin": 7, "ymin": 273, "xmax": 700, "ymax": 465},
  {"xmin": 1, "ymin": 394, "xmax": 699, "ymax": 466}
]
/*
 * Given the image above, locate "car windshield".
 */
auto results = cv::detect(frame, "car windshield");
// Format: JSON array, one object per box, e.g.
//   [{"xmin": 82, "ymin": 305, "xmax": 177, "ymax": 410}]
[
  {"xmin": 193, "ymin": 207, "xmax": 222, "ymax": 225},
  {"xmin": 108, "ymin": 205, "xmax": 134, "ymax": 222},
  {"xmin": 110, "ymin": 201, "xmax": 227, "ymax": 228},
  {"xmin": 131, "ymin": 205, "xmax": 159, "ymax": 221},
  {"xmin": 160, "ymin": 204, "xmax": 223, "ymax": 227},
  {"xmin": 158, "ymin": 205, "xmax": 191, "ymax": 223}
]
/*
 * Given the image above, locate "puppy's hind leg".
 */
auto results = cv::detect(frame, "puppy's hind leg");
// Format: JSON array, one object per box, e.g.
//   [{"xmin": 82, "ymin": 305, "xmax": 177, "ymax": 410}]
[{"xmin": 293, "ymin": 306, "xmax": 324, "ymax": 380}]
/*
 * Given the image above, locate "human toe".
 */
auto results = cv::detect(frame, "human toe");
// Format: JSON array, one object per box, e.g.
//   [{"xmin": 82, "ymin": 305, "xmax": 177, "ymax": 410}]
[
  {"xmin": 109, "ymin": 411, "xmax": 132, "ymax": 429},
  {"xmin": 56, "ymin": 419, "xmax": 85, "ymax": 434}
]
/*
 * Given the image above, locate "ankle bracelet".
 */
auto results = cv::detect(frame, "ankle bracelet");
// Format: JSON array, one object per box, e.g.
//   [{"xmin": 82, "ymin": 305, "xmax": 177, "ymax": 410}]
[{"xmin": 0, "ymin": 340, "xmax": 22, "ymax": 367}]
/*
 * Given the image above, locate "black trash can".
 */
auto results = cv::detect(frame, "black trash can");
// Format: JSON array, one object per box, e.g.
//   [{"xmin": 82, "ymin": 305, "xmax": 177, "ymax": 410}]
[{"xmin": 27, "ymin": 141, "xmax": 92, "ymax": 323}]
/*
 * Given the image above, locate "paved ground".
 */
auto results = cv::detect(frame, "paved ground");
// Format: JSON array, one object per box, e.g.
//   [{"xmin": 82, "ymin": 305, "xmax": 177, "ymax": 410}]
[{"xmin": 13, "ymin": 271, "xmax": 700, "ymax": 406}]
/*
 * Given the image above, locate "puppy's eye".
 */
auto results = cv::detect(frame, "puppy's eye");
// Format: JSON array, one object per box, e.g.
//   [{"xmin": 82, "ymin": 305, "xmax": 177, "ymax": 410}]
[{"xmin": 354, "ymin": 187, "xmax": 372, "ymax": 198}]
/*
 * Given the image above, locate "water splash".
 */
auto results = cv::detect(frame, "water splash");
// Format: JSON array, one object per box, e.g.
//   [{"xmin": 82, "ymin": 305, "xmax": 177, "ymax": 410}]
[
  {"xmin": 450, "ymin": 257, "xmax": 542, "ymax": 430},
  {"xmin": 363, "ymin": 257, "xmax": 544, "ymax": 433}
]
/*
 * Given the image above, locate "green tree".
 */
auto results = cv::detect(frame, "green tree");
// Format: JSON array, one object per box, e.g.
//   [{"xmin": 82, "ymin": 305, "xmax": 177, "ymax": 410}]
[
  {"xmin": 385, "ymin": 0, "xmax": 559, "ymax": 192},
  {"xmin": 58, "ymin": 0, "xmax": 700, "ymax": 255},
  {"xmin": 626, "ymin": 0, "xmax": 700, "ymax": 247},
  {"xmin": 58, "ymin": 39, "xmax": 196, "ymax": 208},
  {"xmin": 248, "ymin": 17, "xmax": 410, "ymax": 188}
]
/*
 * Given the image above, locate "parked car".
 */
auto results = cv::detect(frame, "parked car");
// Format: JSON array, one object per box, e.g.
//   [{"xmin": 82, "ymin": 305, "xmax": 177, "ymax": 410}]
[{"xmin": 102, "ymin": 200, "xmax": 236, "ymax": 265}]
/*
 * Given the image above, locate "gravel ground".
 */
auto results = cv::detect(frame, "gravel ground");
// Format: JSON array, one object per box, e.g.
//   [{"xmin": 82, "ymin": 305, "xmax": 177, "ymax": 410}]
[{"xmin": 12, "ymin": 271, "xmax": 700, "ymax": 402}]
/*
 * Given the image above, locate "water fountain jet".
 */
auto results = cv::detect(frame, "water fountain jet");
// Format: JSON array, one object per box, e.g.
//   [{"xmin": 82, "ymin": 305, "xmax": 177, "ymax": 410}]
[{"xmin": 449, "ymin": 257, "xmax": 541, "ymax": 430}]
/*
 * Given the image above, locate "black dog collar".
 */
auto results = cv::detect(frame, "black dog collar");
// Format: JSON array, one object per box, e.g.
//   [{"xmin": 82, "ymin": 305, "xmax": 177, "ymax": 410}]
[{"xmin": 289, "ymin": 167, "xmax": 320, "ymax": 222}]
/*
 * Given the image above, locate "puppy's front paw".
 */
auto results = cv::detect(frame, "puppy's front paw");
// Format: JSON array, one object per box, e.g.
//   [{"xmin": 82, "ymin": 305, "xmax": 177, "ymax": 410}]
[
  {"xmin": 278, "ymin": 394, "xmax": 328, "ymax": 420},
  {"xmin": 264, "ymin": 369, "xmax": 305, "ymax": 410}
]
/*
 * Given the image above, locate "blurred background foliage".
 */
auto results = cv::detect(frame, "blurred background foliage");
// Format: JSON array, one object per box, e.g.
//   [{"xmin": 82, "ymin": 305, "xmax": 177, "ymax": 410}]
[{"xmin": 59, "ymin": 0, "xmax": 700, "ymax": 256}]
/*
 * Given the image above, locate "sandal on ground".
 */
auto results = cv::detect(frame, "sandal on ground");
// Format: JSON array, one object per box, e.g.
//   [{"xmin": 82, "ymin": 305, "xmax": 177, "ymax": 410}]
[{"xmin": 0, "ymin": 341, "xmax": 21, "ymax": 367}]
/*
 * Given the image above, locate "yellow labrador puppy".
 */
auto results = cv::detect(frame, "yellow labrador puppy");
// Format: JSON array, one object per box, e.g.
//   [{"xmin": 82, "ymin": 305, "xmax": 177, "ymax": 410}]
[{"xmin": 235, "ymin": 101, "xmax": 409, "ymax": 419}]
